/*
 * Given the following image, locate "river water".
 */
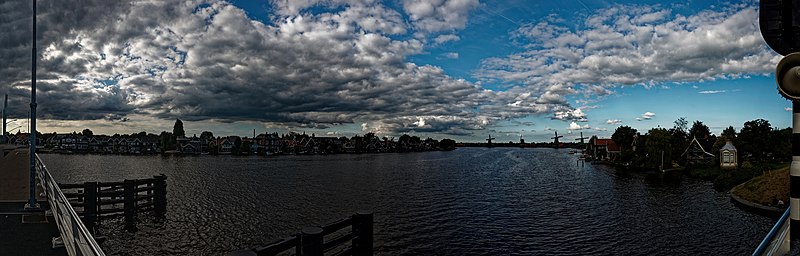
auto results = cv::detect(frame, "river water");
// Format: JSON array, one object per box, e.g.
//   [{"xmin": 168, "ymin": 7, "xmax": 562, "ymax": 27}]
[{"xmin": 41, "ymin": 147, "xmax": 773, "ymax": 255}]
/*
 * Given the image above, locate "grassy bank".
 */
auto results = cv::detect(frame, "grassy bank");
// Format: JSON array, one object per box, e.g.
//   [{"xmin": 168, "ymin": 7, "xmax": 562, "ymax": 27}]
[{"xmin": 731, "ymin": 166, "xmax": 789, "ymax": 208}]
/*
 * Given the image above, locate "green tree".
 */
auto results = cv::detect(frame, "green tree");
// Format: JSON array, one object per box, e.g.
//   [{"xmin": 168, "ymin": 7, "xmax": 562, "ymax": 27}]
[
  {"xmin": 611, "ymin": 126, "xmax": 637, "ymax": 151},
  {"xmin": 739, "ymin": 119, "xmax": 772, "ymax": 161},
  {"xmin": 689, "ymin": 120, "xmax": 711, "ymax": 139},
  {"xmin": 669, "ymin": 117, "xmax": 689, "ymax": 162},
  {"xmin": 771, "ymin": 127, "xmax": 792, "ymax": 160},
  {"xmin": 440, "ymin": 138, "xmax": 456, "ymax": 150},
  {"xmin": 712, "ymin": 126, "xmax": 738, "ymax": 154},
  {"xmin": 82, "ymin": 128, "xmax": 93, "ymax": 137},
  {"xmin": 200, "ymin": 131, "xmax": 214, "ymax": 140},
  {"xmin": 645, "ymin": 128, "xmax": 673, "ymax": 169},
  {"xmin": 173, "ymin": 119, "xmax": 185, "ymax": 138},
  {"xmin": 159, "ymin": 131, "xmax": 174, "ymax": 151},
  {"xmin": 722, "ymin": 126, "xmax": 737, "ymax": 139}
]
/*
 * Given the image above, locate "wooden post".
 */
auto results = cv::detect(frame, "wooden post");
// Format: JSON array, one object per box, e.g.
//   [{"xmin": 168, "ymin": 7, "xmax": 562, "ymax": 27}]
[
  {"xmin": 352, "ymin": 211, "xmax": 373, "ymax": 256},
  {"xmin": 300, "ymin": 226, "xmax": 323, "ymax": 256},
  {"xmin": 83, "ymin": 182, "xmax": 97, "ymax": 234},
  {"xmin": 153, "ymin": 174, "xmax": 167, "ymax": 217},
  {"xmin": 123, "ymin": 179, "xmax": 136, "ymax": 231}
]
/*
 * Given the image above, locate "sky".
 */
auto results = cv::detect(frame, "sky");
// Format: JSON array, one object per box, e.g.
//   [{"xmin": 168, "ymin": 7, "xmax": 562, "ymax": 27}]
[{"xmin": 0, "ymin": 0, "xmax": 791, "ymax": 142}]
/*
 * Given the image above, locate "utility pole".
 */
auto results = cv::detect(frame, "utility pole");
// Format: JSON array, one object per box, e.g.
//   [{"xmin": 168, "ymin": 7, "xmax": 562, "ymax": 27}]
[{"xmin": 26, "ymin": 0, "xmax": 39, "ymax": 210}]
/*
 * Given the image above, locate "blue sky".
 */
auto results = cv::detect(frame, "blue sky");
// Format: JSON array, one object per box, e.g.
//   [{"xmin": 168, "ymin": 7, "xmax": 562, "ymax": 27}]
[{"xmin": 0, "ymin": 0, "xmax": 789, "ymax": 142}]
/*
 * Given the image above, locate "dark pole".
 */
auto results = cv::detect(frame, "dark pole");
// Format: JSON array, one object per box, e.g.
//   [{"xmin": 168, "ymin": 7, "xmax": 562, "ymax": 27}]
[
  {"xmin": 793, "ymin": 101, "xmax": 800, "ymax": 241},
  {"xmin": 26, "ymin": 0, "xmax": 39, "ymax": 210},
  {"xmin": 2, "ymin": 94, "xmax": 6, "ymax": 144}
]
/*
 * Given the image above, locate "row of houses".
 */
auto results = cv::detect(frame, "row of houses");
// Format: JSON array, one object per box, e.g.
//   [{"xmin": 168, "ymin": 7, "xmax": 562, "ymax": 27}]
[{"xmin": 178, "ymin": 133, "xmax": 446, "ymax": 155}]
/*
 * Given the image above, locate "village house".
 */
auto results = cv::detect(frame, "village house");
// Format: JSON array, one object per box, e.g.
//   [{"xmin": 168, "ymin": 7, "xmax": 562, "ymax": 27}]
[
  {"xmin": 588, "ymin": 136, "xmax": 620, "ymax": 161},
  {"xmin": 681, "ymin": 137, "xmax": 714, "ymax": 165}
]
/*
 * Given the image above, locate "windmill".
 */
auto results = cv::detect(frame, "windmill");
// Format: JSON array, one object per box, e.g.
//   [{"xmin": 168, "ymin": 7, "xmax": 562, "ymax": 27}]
[
  {"xmin": 551, "ymin": 131, "xmax": 563, "ymax": 146},
  {"xmin": 575, "ymin": 132, "xmax": 589, "ymax": 144},
  {"xmin": 486, "ymin": 133, "xmax": 495, "ymax": 147},
  {"xmin": 575, "ymin": 131, "xmax": 590, "ymax": 152}
]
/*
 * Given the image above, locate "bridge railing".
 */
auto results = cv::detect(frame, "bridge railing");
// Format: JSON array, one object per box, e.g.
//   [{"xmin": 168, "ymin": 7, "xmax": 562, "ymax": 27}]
[
  {"xmin": 753, "ymin": 207, "xmax": 790, "ymax": 256},
  {"xmin": 35, "ymin": 153, "xmax": 106, "ymax": 256}
]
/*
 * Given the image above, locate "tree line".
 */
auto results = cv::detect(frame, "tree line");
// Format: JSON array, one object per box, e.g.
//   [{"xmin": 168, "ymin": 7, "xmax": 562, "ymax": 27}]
[{"xmin": 610, "ymin": 117, "xmax": 791, "ymax": 169}]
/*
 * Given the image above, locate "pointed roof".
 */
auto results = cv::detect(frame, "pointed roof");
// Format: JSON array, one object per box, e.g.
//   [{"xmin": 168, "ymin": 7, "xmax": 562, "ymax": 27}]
[
  {"xmin": 682, "ymin": 136, "xmax": 714, "ymax": 157},
  {"xmin": 720, "ymin": 141, "xmax": 737, "ymax": 151}
]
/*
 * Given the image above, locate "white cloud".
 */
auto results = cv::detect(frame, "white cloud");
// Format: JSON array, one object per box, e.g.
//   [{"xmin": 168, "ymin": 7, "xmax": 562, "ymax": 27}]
[
  {"xmin": 594, "ymin": 127, "xmax": 608, "ymax": 131},
  {"xmin": 553, "ymin": 107, "xmax": 587, "ymax": 122},
  {"xmin": 568, "ymin": 121, "xmax": 590, "ymax": 130},
  {"xmin": 786, "ymin": 107, "xmax": 793, "ymax": 112},
  {"xmin": 443, "ymin": 52, "xmax": 459, "ymax": 59},
  {"xmin": 698, "ymin": 90, "xmax": 727, "ymax": 94},
  {"xmin": 402, "ymin": 0, "xmax": 480, "ymax": 34},
  {"xmin": 476, "ymin": 4, "xmax": 778, "ymax": 116},
  {"xmin": 636, "ymin": 111, "xmax": 656, "ymax": 121},
  {"xmin": 434, "ymin": 34, "xmax": 461, "ymax": 44},
  {"xmin": 606, "ymin": 119, "xmax": 622, "ymax": 124}
]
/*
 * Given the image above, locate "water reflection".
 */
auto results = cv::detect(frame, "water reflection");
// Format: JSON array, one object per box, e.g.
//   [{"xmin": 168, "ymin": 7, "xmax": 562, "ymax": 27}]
[{"xmin": 42, "ymin": 148, "xmax": 771, "ymax": 255}]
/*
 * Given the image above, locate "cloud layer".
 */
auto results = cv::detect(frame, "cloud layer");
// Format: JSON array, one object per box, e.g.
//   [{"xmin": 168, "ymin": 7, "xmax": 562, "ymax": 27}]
[{"xmin": 0, "ymin": 1, "xmax": 777, "ymax": 136}]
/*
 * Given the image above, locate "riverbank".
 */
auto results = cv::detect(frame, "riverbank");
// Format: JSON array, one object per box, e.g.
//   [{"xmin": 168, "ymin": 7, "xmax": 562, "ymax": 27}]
[{"xmin": 729, "ymin": 166, "xmax": 789, "ymax": 216}]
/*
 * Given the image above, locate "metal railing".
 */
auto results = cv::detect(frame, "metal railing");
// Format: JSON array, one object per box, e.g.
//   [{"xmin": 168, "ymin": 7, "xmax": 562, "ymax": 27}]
[
  {"xmin": 753, "ymin": 208, "xmax": 790, "ymax": 256},
  {"xmin": 35, "ymin": 153, "xmax": 106, "ymax": 256}
]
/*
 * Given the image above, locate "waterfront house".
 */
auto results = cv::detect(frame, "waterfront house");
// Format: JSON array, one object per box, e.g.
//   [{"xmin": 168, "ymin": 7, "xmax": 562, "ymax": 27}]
[
  {"xmin": 720, "ymin": 141, "xmax": 738, "ymax": 169},
  {"xmin": 129, "ymin": 138, "xmax": 142, "ymax": 154},
  {"xmin": 181, "ymin": 142, "xmax": 198, "ymax": 154},
  {"xmin": 588, "ymin": 136, "xmax": 619, "ymax": 161},
  {"xmin": 217, "ymin": 137, "xmax": 235, "ymax": 154},
  {"xmin": 88, "ymin": 137, "xmax": 102, "ymax": 153},
  {"xmin": 681, "ymin": 137, "xmax": 714, "ymax": 165}
]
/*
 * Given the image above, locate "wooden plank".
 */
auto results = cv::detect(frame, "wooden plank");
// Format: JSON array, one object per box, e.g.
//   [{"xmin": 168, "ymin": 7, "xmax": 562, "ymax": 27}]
[{"xmin": 322, "ymin": 218, "xmax": 352, "ymax": 235}]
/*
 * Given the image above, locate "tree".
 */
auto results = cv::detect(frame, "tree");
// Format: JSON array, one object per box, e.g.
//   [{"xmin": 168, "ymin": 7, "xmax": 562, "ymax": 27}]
[
  {"xmin": 159, "ymin": 131, "xmax": 174, "ymax": 151},
  {"xmin": 712, "ymin": 126, "xmax": 738, "ymax": 154},
  {"xmin": 645, "ymin": 128, "xmax": 673, "ymax": 169},
  {"xmin": 611, "ymin": 126, "xmax": 637, "ymax": 151},
  {"xmin": 82, "ymin": 128, "xmax": 93, "ymax": 137},
  {"xmin": 689, "ymin": 120, "xmax": 711, "ymax": 139},
  {"xmin": 674, "ymin": 117, "xmax": 688, "ymax": 132},
  {"xmin": 440, "ymin": 138, "xmax": 456, "ymax": 150},
  {"xmin": 771, "ymin": 127, "xmax": 792, "ymax": 160},
  {"xmin": 722, "ymin": 126, "xmax": 737, "ymax": 139},
  {"xmin": 173, "ymin": 119, "xmax": 185, "ymax": 138},
  {"xmin": 669, "ymin": 117, "xmax": 689, "ymax": 162},
  {"xmin": 200, "ymin": 131, "xmax": 214, "ymax": 140},
  {"xmin": 738, "ymin": 119, "xmax": 772, "ymax": 161}
]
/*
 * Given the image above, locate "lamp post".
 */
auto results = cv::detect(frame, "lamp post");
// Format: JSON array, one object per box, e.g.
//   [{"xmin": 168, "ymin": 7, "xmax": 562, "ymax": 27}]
[{"xmin": 25, "ymin": 0, "xmax": 39, "ymax": 210}]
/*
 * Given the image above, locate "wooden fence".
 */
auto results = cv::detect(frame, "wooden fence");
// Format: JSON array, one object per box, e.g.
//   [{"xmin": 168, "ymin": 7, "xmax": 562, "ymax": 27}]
[
  {"xmin": 59, "ymin": 174, "xmax": 167, "ymax": 232},
  {"xmin": 230, "ymin": 211, "xmax": 373, "ymax": 256}
]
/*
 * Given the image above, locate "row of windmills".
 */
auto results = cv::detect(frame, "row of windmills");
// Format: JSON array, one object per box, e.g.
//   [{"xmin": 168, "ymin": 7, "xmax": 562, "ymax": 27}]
[{"xmin": 482, "ymin": 131, "xmax": 591, "ymax": 149}]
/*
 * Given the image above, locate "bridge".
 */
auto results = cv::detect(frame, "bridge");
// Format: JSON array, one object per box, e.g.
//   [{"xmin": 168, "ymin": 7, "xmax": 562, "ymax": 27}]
[{"xmin": 1, "ymin": 146, "xmax": 105, "ymax": 255}]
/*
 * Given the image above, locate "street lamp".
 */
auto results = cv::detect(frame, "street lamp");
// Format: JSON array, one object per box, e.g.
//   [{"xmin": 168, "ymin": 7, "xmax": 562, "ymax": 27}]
[{"xmin": 25, "ymin": 0, "xmax": 39, "ymax": 211}]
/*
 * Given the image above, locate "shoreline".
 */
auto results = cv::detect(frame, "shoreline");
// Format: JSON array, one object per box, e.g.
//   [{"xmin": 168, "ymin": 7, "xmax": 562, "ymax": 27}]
[{"xmin": 729, "ymin": 181, "xmax": 784, "ymax": 218}]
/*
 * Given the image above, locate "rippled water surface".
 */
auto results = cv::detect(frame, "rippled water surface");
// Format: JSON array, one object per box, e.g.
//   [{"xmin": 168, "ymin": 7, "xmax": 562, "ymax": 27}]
[{"xmin": 42, "ymin": 148, "xmax": 773, "ymax": 255}]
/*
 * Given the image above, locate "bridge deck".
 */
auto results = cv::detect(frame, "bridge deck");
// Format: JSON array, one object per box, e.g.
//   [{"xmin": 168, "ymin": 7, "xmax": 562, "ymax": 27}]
[{"xmin": 0, "ymin": 148, "xmax": 66, "ymax": 256}]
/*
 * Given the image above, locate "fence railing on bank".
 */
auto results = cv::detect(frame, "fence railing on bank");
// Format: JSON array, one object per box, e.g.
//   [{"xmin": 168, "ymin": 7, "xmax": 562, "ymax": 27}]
[
  {"xmin": 59, "ymin": 175, "xmax": 167, "ymax": 231},
  {"xmin": 230, "ymin": 211, "xmax": 373, "ymax": 256}
]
